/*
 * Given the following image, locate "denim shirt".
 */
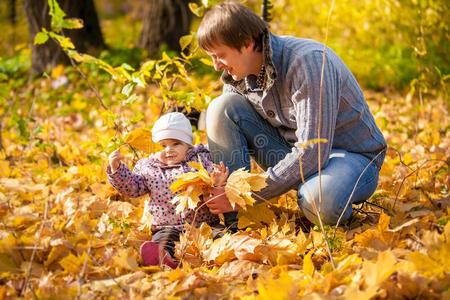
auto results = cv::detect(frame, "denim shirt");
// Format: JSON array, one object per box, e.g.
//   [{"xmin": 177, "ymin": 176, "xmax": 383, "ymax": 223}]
[{"xmin": 221, "ymin": 30, "xmax": 387, "ymax": 200}]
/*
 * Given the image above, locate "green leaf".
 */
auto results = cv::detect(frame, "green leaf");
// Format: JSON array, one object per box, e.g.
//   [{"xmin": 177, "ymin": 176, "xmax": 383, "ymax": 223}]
[
  {"xmin": 179, "ymin": 34, "xmax": 194, "ymax": 51},
  {"xmin": 121, "ymin": 82, "xmax": 136, "ymax": 97},
  {"xmin": 33, "ymin": 125, "xmax": 43, "ymax": 135},
  {"xmin": 50, "ymin": 33, "xmax": 75, "ymax": 49},
  {"xmin": 34, "ymin": 32, "xmax": 49, "ymax": 45},
  {"xmin": 125, "ymin": 94, "xmax": 138, "ymax": 105},
  {"xmin": 59, "ymin": 37, "xmax": 75, "ymax": 49},
  {"xmin": 201, "ymin": 0, "xmax": 220, "ymax": 8},
  {"xmin": 114, "ymin": 93, "xmax": 127, "ymax": 101},
  {"xmin": 127, "ymin": 113, "xmax": 144, "ymax": 124},
  {"xmin": 87, "ymin": 155, "xmax": 102, "ymax": 165},
  {"xmin": 161, "ymin": 52, "xmax": 171, "ymax": 61},
  {"xmin": 14, "ymin": 117, "xmax": 30, "ymax": 140},
  {"xmin": 121, "ymin": 63, "xmax": 135, "ymax": 71},
  {"xmin": 132, "ymin": 72, "xmax": 146, "ymax": 88},
  {"xmin": 61, "ymin": 18, "xmax": 84, "ymax": 29},
  {"xmin": 103, "ymin": 137, "xmax": 125, "ymax": 155},
  {"xmin": 115, "ymin": 66, "xmax": 132, "ymax": 81},
  {"xmin": 200, "ymin": 57, "xmax": 214, "ymax": 67},
  {"xmin": 48, "ymin": 0, "xmax": 66, "ymax": 32},
  {"xmin": 189, "ymin": 3, "xmax": 204, "ymax": 17},
  {"xmin": 66, "ymin": 50, "xmax": 84, "ymax": 62},
  {"xmin": 140, "ymin": 60, "xmax": 156, "ymax": 76}
]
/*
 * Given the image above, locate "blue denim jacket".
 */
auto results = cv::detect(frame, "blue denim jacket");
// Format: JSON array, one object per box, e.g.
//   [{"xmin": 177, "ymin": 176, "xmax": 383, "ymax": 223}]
[{"xmin": 221, "ymin": 30, "xmax": 387, "ymax": 199}]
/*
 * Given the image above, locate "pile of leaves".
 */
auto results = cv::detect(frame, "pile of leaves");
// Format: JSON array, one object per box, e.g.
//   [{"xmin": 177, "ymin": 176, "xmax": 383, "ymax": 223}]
[{"xmin": 0, "ymin": 68, "xmax": 448, "ymax": 298}]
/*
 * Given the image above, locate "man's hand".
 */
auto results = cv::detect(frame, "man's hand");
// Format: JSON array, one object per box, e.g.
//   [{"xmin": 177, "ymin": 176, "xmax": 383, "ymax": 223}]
[
  {"xmin": 203, "ymin": 186, "xmax": 239, "ymax": 214},
  {"xmin": 109, "ymin": 148, "xmax": 124, "ymax": 173}
]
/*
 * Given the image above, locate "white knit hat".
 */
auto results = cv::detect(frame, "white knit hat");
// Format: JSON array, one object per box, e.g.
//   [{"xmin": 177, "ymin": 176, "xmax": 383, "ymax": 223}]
[{"xmin": 151, "ymin": 112, "xmax": 193, "ymax": 144}]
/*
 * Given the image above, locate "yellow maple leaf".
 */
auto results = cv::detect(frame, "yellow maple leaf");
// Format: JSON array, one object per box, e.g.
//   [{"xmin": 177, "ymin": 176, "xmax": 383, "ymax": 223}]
[
  {"xmin": 237, "ymin": 203, "xmax": 277, "ymax": 229},
  {"xmin": 170, "ymin": 161, "xmax": 213, "ymax": 214},
  {"xmin": 45, "ymin": 245, "xmax": 69, "ymax": 267},
  {"xmin": 231, "ymin": 232, "xmax": 267, "ymax": 262},
  {"xmin": 203, "ymin": 233, "xmax": 235, "ymax": 264},
  {"xmin": 361, "ymin": 250, "xmax": 397, "ymax": 287},
  {"xmin": 112, "ymin": 248, "xmax": 138, "ymax": 271},
  {"xmin": 124, "ymin": 128, "xmax": 159, "ymax": 153},
  {"xmin": 138, "ymin": 200, "xmax": 153, "ymax": 233},
  {"xmin": 408, "ymin": 233, "xmax": 450, "ymax": 278},
  {"xmin": 90, "ymin": 183, "xmax": 116, "ymax": 200},
  {"xmin": 107, "ymin": 201, "xmax": 135, "ymax": 218},
  {"xmin": 257, "ymin": 271, "xmax": 299, "ymax": 300},
  {"xmin": 59, "ymin": 252, "xmax": 88, "ymax": 274},
  {"xmin": 225, "ymin": 168, "xmax": 267, "ymax": 209},
  {"xmin": 341, "ymin": 285, "xmax": 379, "ymax": 300},
  {"xmin": 188, "ymin": 161, "xmax": 213, "ymax": 186},
  {"xmin": 354, "ymin": 212, "xmax": 396, "ymax": 249},
  {"xmin": 171, "ymin": 184, "xmax": 204, "ymax": 214},
  {"xmin": 0, "ymin": 160, "xmax": 10, "ymax": 177},
  {"xmin": 303, "ymin": 251, "xmax": 314, "ymax": 277}
]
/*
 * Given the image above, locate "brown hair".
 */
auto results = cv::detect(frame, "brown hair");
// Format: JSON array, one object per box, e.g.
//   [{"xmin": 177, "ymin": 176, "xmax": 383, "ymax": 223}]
[{"xmin": 197, "ymin": 1, "xmax": 267, "ymax": 52}]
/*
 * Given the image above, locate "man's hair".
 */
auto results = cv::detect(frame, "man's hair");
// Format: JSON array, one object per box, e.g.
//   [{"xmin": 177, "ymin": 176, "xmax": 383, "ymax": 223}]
[{"xmin": 197, "ymin": 1, "xmax": 267, "ymax": 52}]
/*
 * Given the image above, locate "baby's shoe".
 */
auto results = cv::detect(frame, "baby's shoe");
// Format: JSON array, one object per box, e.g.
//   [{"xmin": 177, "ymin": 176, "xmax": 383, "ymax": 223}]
[{"xmin": 140, "ymin": 241, "xmax": 177, "ymax": 269}]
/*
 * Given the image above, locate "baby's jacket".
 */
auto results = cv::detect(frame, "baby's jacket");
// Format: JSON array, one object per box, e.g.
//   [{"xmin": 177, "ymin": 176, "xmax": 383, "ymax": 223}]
[{"xmin": 106, "ymin": 144, "xmax": 220, "ymax": 231}]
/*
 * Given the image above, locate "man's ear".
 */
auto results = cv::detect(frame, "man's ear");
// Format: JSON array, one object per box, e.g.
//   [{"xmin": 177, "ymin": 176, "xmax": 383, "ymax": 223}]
[{"xmin": 242, "ymin": 40, "xmax": 255, "ymax": 53}]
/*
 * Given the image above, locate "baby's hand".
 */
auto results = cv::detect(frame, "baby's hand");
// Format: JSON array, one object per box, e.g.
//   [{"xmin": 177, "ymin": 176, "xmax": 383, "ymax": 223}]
[
  {"xmin": 109, "ymin": 148, "xmax": 124, "ymax": 173},
  {"xmin": 211, "ymin": 162, "xmax": 229, "ymax": 187}
]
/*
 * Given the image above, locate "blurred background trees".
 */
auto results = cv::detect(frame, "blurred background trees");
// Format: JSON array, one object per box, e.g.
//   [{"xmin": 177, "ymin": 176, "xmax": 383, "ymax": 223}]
[
  {"xmin": 0, "ymin": 0, "xmax": 448, "ymax": 96},
  {"xmin": 22, "ymin": 0, "xmax": 105, "ymax": 74},
  {"xmin": 137, "ymin": 0, "xmax": 191, "ymax": 55}
]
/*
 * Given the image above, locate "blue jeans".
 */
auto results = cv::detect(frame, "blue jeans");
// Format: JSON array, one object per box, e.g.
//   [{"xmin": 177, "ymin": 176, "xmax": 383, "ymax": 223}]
[{"xmin": 206, "ymin": 93, "xmax": 380, "ymax": 225}]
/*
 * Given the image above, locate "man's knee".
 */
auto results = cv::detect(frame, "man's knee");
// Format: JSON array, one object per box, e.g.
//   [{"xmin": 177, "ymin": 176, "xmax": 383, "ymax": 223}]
[
  {"xmin": 206, "ymin": 93, "xmax": 247, "ymax": 126},
  {"xmin": 297, "ymin": 187, "xmax": 351, "ymax": 225}
]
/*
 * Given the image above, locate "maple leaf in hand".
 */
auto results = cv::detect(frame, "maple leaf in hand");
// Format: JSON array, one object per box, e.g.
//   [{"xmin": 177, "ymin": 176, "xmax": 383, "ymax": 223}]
[
  {"xmin": 224, "ymin": 168, "xmax": 267, "ymax": 210},
  {"xmin": 124, "ymin": 128, "xmax": 157, "ymax": 153},
  {"xmin": 170, "ymin": 161, "xmax": 213, "ymax": 214}
]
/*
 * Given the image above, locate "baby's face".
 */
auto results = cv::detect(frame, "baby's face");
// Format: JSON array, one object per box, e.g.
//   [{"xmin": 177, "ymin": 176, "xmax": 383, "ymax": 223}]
[{"xmin": 158, "ymin": 139, "xmax": 191, "ymax": 165}]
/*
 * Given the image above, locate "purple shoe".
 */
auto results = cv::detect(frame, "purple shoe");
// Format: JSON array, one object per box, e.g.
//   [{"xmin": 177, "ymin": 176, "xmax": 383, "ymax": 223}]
[{"xmin": 140, "ymin": 241, "xmax": 177, "ymax": 269}]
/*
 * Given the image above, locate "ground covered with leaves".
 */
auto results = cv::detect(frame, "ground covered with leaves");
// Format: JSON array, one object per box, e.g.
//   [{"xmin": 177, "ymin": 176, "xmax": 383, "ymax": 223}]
[{"xmin": 0, "ymin": 59, "xmax": 448, "ymax": 298}]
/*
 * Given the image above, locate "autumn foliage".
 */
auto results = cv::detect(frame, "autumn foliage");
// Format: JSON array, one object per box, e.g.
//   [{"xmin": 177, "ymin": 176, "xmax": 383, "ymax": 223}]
[{"xmin": 0, "ymin": 0, "xmax": 449, "ymax": 299}]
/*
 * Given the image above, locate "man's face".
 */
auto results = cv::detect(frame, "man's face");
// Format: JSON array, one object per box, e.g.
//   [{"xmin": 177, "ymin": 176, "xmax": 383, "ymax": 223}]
[{"xmin": 204, "ymin": 42, "xmax": 255, "ymax": 81}]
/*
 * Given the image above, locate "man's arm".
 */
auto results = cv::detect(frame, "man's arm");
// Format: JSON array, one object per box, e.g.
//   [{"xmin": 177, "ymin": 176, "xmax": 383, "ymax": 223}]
[{"xmin": 256, "ymin": 50, "xmax": 341, "ymax": 201}]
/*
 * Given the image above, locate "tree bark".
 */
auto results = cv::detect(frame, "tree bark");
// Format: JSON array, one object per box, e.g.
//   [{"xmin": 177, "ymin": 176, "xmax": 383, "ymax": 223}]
[
  {"xmin": 137, "ymin": 0, "xmax": 191, "ymax": 55},
  {"xmin": 10, "ymin": 0, "xmax": 17, "ymax": 25},
  {"xmin": 21, "ymin": 0, "xmax": 105, "ymax": 74}
]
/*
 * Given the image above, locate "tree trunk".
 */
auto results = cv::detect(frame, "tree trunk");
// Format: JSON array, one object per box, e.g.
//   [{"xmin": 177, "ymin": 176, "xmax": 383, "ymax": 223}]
[
  {"xmin": 21, "ymin": 0, "xmax": 105, "ymax": 74},
  {"xmin": 137, "ymin": 0, "xmax": 191, "ymax": 55},
  {"xmin": 10, "ymin": 0, "xmax": 17, "ymax": 25}
]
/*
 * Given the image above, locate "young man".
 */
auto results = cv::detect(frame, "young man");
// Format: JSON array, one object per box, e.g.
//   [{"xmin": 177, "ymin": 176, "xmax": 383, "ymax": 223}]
[{"xmin": 198, "ymin": 2, "xmax": 386, "ymax": 226}]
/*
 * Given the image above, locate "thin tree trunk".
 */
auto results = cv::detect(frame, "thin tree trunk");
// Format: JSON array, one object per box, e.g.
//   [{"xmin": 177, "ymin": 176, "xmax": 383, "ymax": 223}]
[
  {"xmin": 10, "ymin": 0, "xmax": 17, "ymax": 25},
  {"xmin": 138, "ymin": 0, "xmax": 191, "ymax": 55},
  {"xmin": 21, "ymin": 0, "xmax": 105, "ymax": 74}
]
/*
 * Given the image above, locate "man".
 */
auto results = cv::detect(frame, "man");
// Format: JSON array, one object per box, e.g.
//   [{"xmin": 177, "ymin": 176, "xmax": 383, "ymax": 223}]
[{"xmin": 198, "ymin": 2, "xmax": 386, "ymax": 227}]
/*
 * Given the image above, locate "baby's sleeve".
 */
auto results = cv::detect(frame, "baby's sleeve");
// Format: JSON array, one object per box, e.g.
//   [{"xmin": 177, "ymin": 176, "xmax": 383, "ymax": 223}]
[
  {"xmin": 107, "ymin": 159, "xmax": 150, "ymax": 198},
  {"xmin": 198, "ymin": 151, "xmax": 215, "ymax": 175}
]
